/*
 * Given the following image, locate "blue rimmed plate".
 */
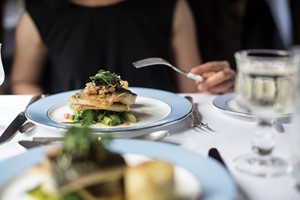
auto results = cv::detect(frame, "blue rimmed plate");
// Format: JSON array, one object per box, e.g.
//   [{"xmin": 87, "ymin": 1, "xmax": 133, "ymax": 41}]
[
  {"xmin": 0, "ymin": 139, "xmax": 236, "ymax": 200},
  {"xmin": 213, "ymin": 93, "xmax": 291, "ymax": 121},
  {"xmin": 212, "ymin": 93, "xmax": 251, "ymax": 119},
  {"xmin": 25, "ymin": 87, "xmax": 192, "ymax": 132}
]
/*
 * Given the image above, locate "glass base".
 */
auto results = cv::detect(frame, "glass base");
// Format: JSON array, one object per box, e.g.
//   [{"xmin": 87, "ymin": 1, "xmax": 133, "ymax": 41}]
[{"xmin": 233, "ymin": 154, "xmax": 291, "ymax": 177}]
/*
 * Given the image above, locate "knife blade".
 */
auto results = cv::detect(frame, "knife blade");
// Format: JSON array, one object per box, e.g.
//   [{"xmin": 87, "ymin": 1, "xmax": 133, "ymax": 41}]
[
  {"xmin": 19, "ymin": 131, "xmax": 180, "ymax": 149},
  {"xmin": 208, "ymin": 147, "xmax": 227, "ymax": 169},
  {"xmin": 18, "ymin": 140, "xmax": 59, "ymax": 149},
  {"xmin": 0, "ymin": 95, "xmax": 42, "ymax": 144},
  {"xmin": 18, "ymin": 139, "xmax": 180, "ymax": 149}
]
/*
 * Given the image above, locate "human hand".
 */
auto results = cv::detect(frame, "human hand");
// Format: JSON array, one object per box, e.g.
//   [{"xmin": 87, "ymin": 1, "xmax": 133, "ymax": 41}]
[{"xmin": 190, "ymin": 61, "xmax": 235, "ymax": 94}]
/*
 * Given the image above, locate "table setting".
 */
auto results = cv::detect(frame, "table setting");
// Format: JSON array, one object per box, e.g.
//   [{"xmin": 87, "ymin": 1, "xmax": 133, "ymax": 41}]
[
  {"xmin": 0, "ymin": 52, "xmax": 300, "ymax": 200},
  {"xmin": 0, "ymin": 91, "xmax": 299, "ymax": 199}
]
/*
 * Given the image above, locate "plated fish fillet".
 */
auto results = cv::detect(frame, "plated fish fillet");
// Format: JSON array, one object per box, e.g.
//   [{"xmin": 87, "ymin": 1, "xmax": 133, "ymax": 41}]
[
  {"xmin": 67, "ymin": 70, "xmax": 137, "ymax": 112},
  {"xmin": 67, "ymin": 87, "xmax": 137, "ymax": 112}
]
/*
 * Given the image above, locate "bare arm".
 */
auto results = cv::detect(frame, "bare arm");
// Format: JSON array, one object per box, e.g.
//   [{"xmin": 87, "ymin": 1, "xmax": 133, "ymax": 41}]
[
  {"xmin": 10, "ymin": 11, "xmax": 48, "ymax": 94},
  {"xmin": 172, "ymin": 0, "xmax": 236, "ymax": 94},
  {"xmin": 171, "ymin": 0, "xmax": 201, "ymax": 93}
]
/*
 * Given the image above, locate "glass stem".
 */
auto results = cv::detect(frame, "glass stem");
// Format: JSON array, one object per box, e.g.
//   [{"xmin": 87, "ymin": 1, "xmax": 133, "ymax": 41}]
[{"xmin": 251, "ymin": 120, "xmax": 275, "ymax": 157}]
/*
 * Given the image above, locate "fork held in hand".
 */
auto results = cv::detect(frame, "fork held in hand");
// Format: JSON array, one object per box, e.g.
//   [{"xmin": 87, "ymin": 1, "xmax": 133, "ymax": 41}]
[
  {"xmin": 133, "ymin": 57, "xmax": 203, "ymax": 81},
  {"xmin": 185, "ymin": 96, "xmax": 215, "ymax": 132}
]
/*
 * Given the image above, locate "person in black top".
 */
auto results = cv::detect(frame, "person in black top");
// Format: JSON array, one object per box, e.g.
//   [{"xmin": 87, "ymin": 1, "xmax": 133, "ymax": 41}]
[
  {"xmin": 10, "ymin": 0, "xmax": 235, "ymax": 94},
  {"xmin": 187, "ymin": 0, "xmax": 245, "ymax": 70},
  {"xmin": 188, "ymin": 0, "xmax": 300, "ymax": 69},
  {"xmin": 242, "ymin": 0, "xmax": 300, "ymax": 50}
]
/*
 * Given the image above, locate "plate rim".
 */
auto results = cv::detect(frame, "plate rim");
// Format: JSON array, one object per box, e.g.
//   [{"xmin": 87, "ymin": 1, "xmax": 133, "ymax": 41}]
[
  {"xmin": 212, "ymin": 93, "xmax": 251, "ymax": 118},
  {"xmin": 0, "ymin": 139, "xmax": 237, "ymax": 200},
  {"xmin": 212, "ymin": 93, "xmax": 291, "ymax": 120},
  {"xmin": 25, "ymin": 87, "xmax": 192, "ymax": 132}
]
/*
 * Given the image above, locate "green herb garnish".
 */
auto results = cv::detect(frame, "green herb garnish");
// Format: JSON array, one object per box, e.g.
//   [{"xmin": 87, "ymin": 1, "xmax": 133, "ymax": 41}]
[{"xmin": 89, "ymin": 69, "xmax": 121, "ymax": 88}]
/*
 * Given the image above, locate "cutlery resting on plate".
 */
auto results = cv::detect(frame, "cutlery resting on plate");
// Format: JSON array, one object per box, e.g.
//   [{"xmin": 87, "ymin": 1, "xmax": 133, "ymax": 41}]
[{"xmin": 0, "ymin": 95, "xmax": 43, "ymax": 144}]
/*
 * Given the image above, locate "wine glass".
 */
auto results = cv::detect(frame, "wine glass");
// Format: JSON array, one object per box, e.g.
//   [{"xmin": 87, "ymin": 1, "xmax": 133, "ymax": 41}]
[
  {"xmin": 0, "ymin": 43, "xmax": 5, "ymax": 86},
  {"xmin": 233, "ymin": 49, "xmax": 298, "ymax": 177},
  {"xmin": 289, "ymin": 45, "xmax": 300, "ymax": 188}
]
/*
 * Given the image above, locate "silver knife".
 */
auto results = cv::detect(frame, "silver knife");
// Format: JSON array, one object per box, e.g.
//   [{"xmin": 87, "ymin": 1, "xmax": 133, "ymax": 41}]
[
  {"xmin": 0, "ymin": 95, "xmax": 43, "ymax": 144},
  {"xmin": 208, "ymin": 148, "xmax": 249, "ymax": 200},
  {"xmin": 208, "ymin": 148, "xmax": 227, "ymax": 169},
  {"xmin": 18, "ymin": 138, "xmax": 180, "ymax": 149}
]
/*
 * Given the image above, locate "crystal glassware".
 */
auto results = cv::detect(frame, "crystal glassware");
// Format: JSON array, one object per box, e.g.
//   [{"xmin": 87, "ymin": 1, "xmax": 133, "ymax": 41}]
[
  {"xmin": 289, "ymin": 45, "xmax": 300, "ymax": 187},
  {"xmin": 233, "ymin": 49, "xmax": 298, "ymax": 177}
]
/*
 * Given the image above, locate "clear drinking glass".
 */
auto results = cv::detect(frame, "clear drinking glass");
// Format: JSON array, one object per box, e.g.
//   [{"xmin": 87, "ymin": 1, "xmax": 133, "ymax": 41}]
[
  {"xmin": 234, "ymin": 49, "xmax": 298, "ymax": 177},
  {"xmin": 290, "ymin": 46, "xmax": 300, "ymax": 188},
  {"xmin": 0, "ymin": 43, "xmax": 5, "ymax": 86}
]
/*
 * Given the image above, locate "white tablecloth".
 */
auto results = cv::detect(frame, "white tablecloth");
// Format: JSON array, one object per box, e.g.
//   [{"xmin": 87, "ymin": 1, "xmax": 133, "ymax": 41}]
[{"xmin": 0, "ymin": 93, "xmax": 299, "ymax": 200}]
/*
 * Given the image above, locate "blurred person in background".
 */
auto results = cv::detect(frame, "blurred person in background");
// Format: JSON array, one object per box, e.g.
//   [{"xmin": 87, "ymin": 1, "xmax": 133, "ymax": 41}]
[
  {"xmin": 0, "ymin": 1, "xmax": 5, "ymax": 94},
  {"xmin": 188, "ymin": 0, "xmax": 300, "ymax": 69},
  {"xmin": 188, "ymin": 0, "xmax": 245, "ymax": 70},
  {"xmin": 9, "ymin": 0, "xmax": 235, "ymax": 95},
  {"xmin": 241, "ymin": 0, "xmax": 300, "ymax": 50},
  {"xmin": 188, "ymin": 0, "xmax": 243, "ymax": 93},
  {"xmin": 0, "ymin": 2, "xmax": 3, "ymax": 51},
  {"xmin": 188, "ymin": 0, "xmax": 300, "ymax": 93},
  {"xmin": 0, "ymin": 0, "xmax": 24, "ymax": 94}
]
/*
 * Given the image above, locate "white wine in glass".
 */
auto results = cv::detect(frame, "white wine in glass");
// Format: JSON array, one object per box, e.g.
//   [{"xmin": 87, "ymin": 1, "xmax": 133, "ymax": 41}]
[
  {"xmin": 234, "ymin": 49, "xmax": 298, "ymax": 177},
  {"xmin": 0, "ymin": 43, "xmax": 5, "ymax": 86}
]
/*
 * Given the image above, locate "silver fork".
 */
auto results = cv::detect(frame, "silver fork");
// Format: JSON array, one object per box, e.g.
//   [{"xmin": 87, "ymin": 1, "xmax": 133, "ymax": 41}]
[
  {"xmin": 185, "ymin": 96, "xmax": 215, "ymax": 132},
  {"xmin": 133, "ymin": 57, "xmax": 203, "ymax": 81}
]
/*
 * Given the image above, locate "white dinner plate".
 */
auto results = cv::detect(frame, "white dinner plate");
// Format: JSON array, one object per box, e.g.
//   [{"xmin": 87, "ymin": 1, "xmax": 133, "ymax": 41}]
[
  {"xmin": 25, "ymin": 87, "xmax": 192, "ymax": 132},
  {"xmin": 0, "ymin": 139, "xmax": 236, "ymax": 200},
  {"xmin": 212, "ymin": 93, "xmax": 251, "ymax": 119},
  {"xmin": 213, "ymin": 93, "xmax": 291, "ymax": 121}
]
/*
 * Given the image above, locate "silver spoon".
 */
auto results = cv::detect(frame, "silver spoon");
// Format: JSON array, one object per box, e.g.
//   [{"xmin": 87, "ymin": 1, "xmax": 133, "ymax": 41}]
[
  {"xmin": 274, "ymin": 122, "xmax": 285, "ymax": 133},
  {"xmin": 133, "ymin": 57, "xmax": 203, "ymax": 81},
  {"xmin": 133, "ymin": 130, "xmax": 170, "ymax": 141}
]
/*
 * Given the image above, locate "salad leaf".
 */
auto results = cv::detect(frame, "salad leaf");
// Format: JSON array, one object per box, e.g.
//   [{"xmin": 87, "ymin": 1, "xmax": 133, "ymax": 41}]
[
  {"xmin": 89, "ymin": 69, "xmax": 121, "ymax": 88},
  {"xmin": 66, "ymin": 110, "xmax": 137, "ymax": 127},
  {"xmin": 80, "ymin": 110, "xmax": 95, "ymax": 126}
]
